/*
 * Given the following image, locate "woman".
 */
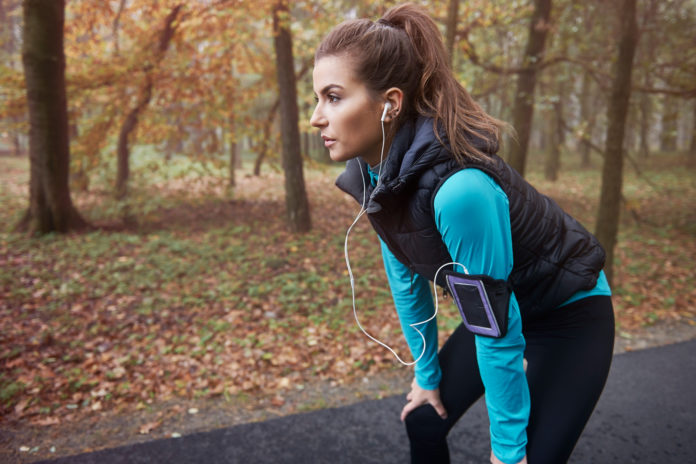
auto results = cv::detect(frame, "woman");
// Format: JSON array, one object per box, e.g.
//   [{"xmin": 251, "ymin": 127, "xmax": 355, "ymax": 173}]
[{"xmin": 310, "ymin": 4, "xmax": 614, "ymax": 464}]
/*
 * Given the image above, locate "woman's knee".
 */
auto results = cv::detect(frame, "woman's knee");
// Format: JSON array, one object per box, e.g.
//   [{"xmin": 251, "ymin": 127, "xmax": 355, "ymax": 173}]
[{"xmin": 404, "ymin": 404, "xmax": 450, "ymax": 443}]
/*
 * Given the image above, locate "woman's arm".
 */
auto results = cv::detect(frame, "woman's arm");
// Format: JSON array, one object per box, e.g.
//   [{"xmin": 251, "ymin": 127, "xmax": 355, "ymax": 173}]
[
  {"xmin": 434, "ymin": 168, "xmax": 529, "ymax": 464},
  {"xmin": 380, "ymin": 239, "xmax": 441, "ymax": 390}
]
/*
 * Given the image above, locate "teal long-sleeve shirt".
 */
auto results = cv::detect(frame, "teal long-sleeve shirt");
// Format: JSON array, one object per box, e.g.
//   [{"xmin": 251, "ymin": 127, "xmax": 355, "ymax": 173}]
[{"xmin": 373, "ymin": 166, "xmax": 610, "ymax": 464}]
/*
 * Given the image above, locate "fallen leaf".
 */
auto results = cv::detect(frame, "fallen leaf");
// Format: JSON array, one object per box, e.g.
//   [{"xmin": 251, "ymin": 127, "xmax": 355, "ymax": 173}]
[
  {"xmin": 278, "ymin": 377, "xmax": 291, "ymax": 388},
  {"xmin": 139, "ymin": 420, "xmax": 162, "ymax": 435},
  {"xmin": 14, "ymin": 399, "xmax": 30, "ymax": 414},
  {"xmin": 34, "ymin": 417, "xmax": 60, "ymax": 426}
]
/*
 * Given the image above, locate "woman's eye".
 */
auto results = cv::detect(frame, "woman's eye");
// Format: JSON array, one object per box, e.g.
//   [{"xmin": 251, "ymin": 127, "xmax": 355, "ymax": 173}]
[{"xmin": 328, "ymin": 94, "xmax": 340, "ymax": 103}]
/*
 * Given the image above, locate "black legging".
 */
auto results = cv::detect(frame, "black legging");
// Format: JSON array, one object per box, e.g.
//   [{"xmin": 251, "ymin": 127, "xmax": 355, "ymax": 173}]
[{"xmin": 404, "ymin": 295, "xmax": 615, "ymax": 464}]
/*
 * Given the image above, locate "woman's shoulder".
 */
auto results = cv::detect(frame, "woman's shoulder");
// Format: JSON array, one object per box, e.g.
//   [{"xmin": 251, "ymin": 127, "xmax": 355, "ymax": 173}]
[
  {"xmin": 432, "ymin": 166, "xmax": 512, "ymax": 240},
  {"xmin": 435, "ymin": 167, "xmax": 507, "ymax": 208}
]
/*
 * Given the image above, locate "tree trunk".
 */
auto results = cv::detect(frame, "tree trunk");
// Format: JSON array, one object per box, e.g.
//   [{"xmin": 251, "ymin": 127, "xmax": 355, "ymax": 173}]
[
  {"xmin": 0, "ymin": 1, "xmax": 18, "ymax": 66},
  {"xmin": 228, "ymin": 112, "xmax": 237, "ymax": 188},
  {"xmin": 625, "ymin": 101, "xmax": 638, "ymax": 155},
  {"xmin": 595, "ymin": 0, "xmax": 638, "ymax": 286},
  {"xmin": 116, "ymin": 85, "xmax": 150, "ymax": 199},
  {"xmin": 71, "ymin": 119, "xmax": 88, "ymax": 192},
  {"xmin": 689, "ymin": 100, "xmax": 696, "ymax": 165},
  {"xmin": 659, "ymin": 96, "xmax": 678, "ymax": 153},
  {"xmin": 112, "ymin": 0, "xmax": 127, "ymax": 55},
  {"xmin": 507, "ymin": 0, "xmax": 552, "ymax": 176},
  {"xmin": 12, "ymin": 132, "xmax": 22, "ymax": 156},
  {"xmin": 253, "ymin": 146, "xmax": 266, "ymax": 176},
  {"xmin": 536, "ymin": 81, "xmax": 549, "ymax": 153},
  {"xmin": 445, "ymin": 0, "xmax": 459, "ymax": 67},
  {"xmin": 272, "ymin": 0, "xmax": 311, "ymax": 233},
  {"xmin": 302, "ymin": 131, "xmax": 309, "ymax": 159},
  {"xmin": 638, "ymin": 91, "xmax": 651, "ymax": 158},
  {"xmin": 0, "ymin": 1, "xmax": 7, "ymax": 48},
  {"xmin": 115, "ymin": 5, "xmax": 182, "ymax": 199},
  {"xmin": 2, "ymin": 1, "xmax": 24, "ymax": 157},
  {"xmin": 253, "ymin": 100, "xmax": 280, "ymax": 176},
  {"xmin": 578, "ymin": 72, "xmax": 595, "ymax": 168},
  {"xmin": 16, "ymin": 0, "xmax": 89, "ymax": 235},
  {"xmin": 545, "ymin": 78, "xmax": 564, "ymax": 181}
]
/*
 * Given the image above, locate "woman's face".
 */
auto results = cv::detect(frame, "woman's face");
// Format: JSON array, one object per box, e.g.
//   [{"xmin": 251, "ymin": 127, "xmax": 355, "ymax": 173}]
[{"xmin": 310, "ymin": 55, "xmax": 385, "ymax": 166}]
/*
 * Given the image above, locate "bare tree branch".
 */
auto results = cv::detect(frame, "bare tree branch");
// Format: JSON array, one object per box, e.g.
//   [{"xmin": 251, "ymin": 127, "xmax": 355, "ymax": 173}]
[{"xmin": 463, "ymin": 40, "xmax": 696, "ymax": 98}]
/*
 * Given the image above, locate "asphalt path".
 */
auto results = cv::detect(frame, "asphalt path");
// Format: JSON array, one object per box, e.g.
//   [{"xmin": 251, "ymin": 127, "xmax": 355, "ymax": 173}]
[{"xmin": 40, "ymin": 339, "xmax": 696, "ymax": 464}]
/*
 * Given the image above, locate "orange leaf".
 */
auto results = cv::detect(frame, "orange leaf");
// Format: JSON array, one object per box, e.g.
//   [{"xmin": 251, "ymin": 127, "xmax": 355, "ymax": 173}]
[{"xmin": 139, "ymin": 420, "xmax": 162, "ymax": 435}]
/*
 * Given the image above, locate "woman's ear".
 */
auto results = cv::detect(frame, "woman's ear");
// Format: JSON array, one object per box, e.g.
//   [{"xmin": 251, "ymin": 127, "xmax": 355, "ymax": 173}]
[{"xmin": 383, "ymin": 87, "xmax": 404, "ymax": 122}]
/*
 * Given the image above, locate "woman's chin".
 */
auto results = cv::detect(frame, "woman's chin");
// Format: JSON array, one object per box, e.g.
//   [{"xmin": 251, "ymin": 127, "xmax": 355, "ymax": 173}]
[{"xmin": 329, "ymin": 151, "xmax": 356, "ymax": 163}]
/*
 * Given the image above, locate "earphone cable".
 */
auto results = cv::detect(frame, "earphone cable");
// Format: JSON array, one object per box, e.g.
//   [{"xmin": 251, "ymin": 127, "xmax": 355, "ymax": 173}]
[{"xmin": 344, "ymin": 115, "xmax": 469, "ymax": 366}]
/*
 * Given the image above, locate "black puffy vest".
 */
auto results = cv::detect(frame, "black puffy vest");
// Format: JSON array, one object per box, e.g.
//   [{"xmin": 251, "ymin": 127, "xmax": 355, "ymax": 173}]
[{"xmin": 336, "ymin": 117, "xmax": 605, "ymax": 320}]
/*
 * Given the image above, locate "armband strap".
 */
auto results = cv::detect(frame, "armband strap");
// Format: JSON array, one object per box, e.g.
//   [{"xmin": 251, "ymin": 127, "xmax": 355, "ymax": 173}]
[{"xmin": 443, "ymin": 270, "xmax": 511, "ymax": 338}]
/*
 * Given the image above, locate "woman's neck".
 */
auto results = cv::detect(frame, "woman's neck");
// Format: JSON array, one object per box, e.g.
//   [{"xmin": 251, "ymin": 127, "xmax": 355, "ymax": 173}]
[{"xmin": 362, "ymin": 131, "xmax": 395, "ymax": 168}]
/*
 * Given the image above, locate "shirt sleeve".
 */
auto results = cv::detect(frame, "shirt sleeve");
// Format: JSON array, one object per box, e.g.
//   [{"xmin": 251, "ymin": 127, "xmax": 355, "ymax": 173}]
[
  {"xmin": 380, "ymin": 238, "xmax": 441, "ymax": 390},
  {"xmin": 434, "ymin": 169, "xmax": 530, "ymax": 464}
]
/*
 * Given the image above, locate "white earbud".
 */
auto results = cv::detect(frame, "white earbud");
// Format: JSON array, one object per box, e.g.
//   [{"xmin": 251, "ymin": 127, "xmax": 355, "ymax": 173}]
[{"xmin": 381, "ymin": 102, "xmax": 392, "ymax": 122}]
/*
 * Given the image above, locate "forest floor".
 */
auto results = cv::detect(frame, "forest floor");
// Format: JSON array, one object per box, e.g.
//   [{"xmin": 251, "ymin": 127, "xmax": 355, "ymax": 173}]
[{"xmin": 1, "ymin": 153, "xmax": 695, "ymax": 462}]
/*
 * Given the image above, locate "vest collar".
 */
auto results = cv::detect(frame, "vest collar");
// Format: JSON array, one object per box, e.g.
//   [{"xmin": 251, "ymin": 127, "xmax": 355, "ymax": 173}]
[
  {"xmin": 380, "ymin": 116, "xmax": 446, "ymax": 188},
  {"xmin": 335, "ymin": 116, "xmax": 448, "ymax": 213}
]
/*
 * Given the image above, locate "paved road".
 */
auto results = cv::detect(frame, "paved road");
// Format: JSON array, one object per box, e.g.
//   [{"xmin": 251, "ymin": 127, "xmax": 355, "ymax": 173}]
[{"xmin": 40, "ymin": 339, "xmax": 696, "ymax": 463}]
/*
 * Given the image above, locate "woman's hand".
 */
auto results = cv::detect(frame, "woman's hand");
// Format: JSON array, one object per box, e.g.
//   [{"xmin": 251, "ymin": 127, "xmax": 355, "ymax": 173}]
[
  {"xmin": 400, "ymin": 378, "xmax": 448, "ymax": 421},
  {"xmin": 490, "ymin": 451, "xmax": 527, "ymax": 464}
]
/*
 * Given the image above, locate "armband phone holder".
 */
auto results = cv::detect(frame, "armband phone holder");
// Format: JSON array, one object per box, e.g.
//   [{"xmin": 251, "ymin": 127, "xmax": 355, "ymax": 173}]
[{"xmin": 443, "ymin": 270, "xmax": 511, "ymax": 338}]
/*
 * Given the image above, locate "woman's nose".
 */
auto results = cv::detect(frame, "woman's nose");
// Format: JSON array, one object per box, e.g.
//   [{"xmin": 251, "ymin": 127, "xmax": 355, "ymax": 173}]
[{"xmin": 310, "ymin": 104, "xmax": 325, "ymax": 128}]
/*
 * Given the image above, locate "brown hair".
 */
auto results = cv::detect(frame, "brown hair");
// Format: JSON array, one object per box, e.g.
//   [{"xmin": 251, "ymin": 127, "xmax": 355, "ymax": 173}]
[{"xmin": 315, "ymin": 3, "xmax": 504, "ymax": 163}]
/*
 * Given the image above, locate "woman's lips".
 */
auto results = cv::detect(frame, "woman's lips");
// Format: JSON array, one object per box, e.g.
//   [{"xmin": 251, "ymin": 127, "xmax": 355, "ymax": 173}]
[{"xmin": 322, "ymin": 136, "xmax": 336, "ymax": 148}]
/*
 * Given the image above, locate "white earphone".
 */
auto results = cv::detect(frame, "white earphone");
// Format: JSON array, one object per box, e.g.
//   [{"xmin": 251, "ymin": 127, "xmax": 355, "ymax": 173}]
[{"xmin": 381, "ymin": 102, "xmax": 392, "ymax": 122}]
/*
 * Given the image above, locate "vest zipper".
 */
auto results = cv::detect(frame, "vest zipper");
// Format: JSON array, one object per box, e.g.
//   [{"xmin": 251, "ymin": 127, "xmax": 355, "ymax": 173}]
[{"xmin": 409, "ymin": 267, "xmax": 415, "ymax": 294}]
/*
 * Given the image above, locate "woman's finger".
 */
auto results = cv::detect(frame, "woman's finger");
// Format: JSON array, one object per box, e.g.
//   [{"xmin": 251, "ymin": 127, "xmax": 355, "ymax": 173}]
[
  {"xmin": 400, "ymin": 399, "xmax": 421, "ymax": 422},
  {"xmin": 431, "ymin": 398, "xmax": 448, "ymax": 419},
  {"xmin": 400, "ymin": 402, "xmax": 412, "ymax": 422}
]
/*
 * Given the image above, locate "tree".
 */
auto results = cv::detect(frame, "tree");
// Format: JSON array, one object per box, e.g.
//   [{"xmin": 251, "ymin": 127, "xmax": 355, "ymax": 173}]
[
  {"xmin": 544, "ymin": 75, "xmax": 565, "ymax": 181},
  {"xmin": 16, "ymin": 0, "xmax": 89, "ymax": 235},
  {"xmin": 272, "ymin": 0, "xmax": 311, "ymax": 233},
  {"xmin": 690, "ymin": 100, "xmax": 696, "ymax": 164},
  {"xmin": 445, "ymin": 0, "xmax": 460, "ymax": 67},
  {"xmin": 253, "ymin": 99, "xmax": 280, "ymax": 176},
  {"xmin": 658, "ymin": 95, "xmax": 678, "ymax": 153},
  {"xmin": 637, "ymin": 91, "xmax": 652, "ymax": 158},
  {"xmin": 1, "ymin": 0, "xmax": 25, "ymax": 156},
  {"xmin": 635, "ymin": 0, "xmax": 658, "ymax": 159},
  {"xmin": 507, "ymin": 0, "xmax": 552, "ymax": 176},
  {"xmin": 595, "ymin": 0, "xmax": 639, "ymax": 285},
  {"xmin": 577, "ymin": 71, "xmax": 598, "ymax": 168},
  {"xmin": 115, "ymin": 4, "xmax": 182, "ymax": 199},
  {"xmin": 228, "ymin": 112, "xmax": 238, "ymax": 189}
]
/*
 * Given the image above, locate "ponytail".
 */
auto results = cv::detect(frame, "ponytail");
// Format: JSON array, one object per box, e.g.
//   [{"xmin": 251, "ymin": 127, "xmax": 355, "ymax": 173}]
[{"xmin": 316, "ymin": 3, "xmax": 504, "ymax": 163}]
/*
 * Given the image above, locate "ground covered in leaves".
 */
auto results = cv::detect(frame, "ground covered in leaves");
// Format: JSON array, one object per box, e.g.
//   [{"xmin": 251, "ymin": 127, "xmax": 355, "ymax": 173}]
[{"xmin": 1, "ymin": 154, "xmax": 695, "ymax": 462}]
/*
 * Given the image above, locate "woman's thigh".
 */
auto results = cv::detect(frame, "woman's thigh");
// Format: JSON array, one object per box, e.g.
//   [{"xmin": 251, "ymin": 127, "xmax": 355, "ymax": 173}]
[{"xmin": 523, "ymin": 296, "xmax": 615, "ymax": 463}]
